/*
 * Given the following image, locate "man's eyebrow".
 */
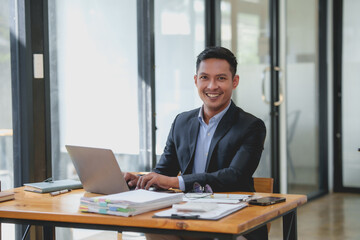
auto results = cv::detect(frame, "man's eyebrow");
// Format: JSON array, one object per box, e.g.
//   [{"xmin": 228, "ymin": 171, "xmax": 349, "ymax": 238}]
[
  {"xmin": 198, "ymin": 72, "xmax": 209, "ymax": 75},
  {"xmin": 198, "ymin": 73, "xmax": 228, "ymax": 76}
]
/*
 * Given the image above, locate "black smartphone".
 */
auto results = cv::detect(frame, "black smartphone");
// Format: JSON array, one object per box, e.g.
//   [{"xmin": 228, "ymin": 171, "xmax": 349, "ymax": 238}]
[{"xmin": 249, "ymin": 197, "xmax": 286, "ymax": 206}]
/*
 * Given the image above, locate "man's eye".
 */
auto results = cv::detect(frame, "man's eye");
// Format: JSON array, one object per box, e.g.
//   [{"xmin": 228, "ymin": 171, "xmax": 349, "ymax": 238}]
[
  {"xmin": 200, "ymin": 76, "xmax": 208, "ymax": 80},
  {"xmin": 218, "ymin": 77, "xmax": 226, "ymax": 81}
]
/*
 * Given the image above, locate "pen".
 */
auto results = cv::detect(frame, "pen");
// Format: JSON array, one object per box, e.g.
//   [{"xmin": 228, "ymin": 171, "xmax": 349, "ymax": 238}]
[
  {"xmin": 210, "ymin": 194, "xmax": 231, "ymax": 198},
  {"xmin": 210, "ymin": 194, "xmax": 251, "ymax": 200},
  {"xmin": 171, "ymin": 214, "xmax": 200, "ymax": 219},
  {"xmin": 50, "ymin": 189, "xmax": 71, "ymax": 196}
]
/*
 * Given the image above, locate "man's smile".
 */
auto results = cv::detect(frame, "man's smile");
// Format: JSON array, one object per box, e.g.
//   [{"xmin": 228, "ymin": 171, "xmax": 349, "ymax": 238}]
[{"xmin": 206, "ymin": 92, "xmax": 222, "ymax": 98}]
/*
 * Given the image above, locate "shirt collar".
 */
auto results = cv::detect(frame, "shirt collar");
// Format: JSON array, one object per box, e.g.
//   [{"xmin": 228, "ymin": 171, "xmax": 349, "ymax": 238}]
[{"xmin": 198, "ymin": 101, "xmax": 231, "ymax": 125}]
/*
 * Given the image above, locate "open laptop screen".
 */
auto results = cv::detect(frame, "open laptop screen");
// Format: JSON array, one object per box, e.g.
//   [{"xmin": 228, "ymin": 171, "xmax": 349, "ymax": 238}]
[{"xmin": 65, "ymin": 145, "xmax": 130, "ymax": 194}]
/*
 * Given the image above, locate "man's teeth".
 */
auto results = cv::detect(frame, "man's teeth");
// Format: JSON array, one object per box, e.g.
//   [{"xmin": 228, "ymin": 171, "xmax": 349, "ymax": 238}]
[{"xmin": 207, "ymin": 93, "xmax": 220, "ymax": 97}]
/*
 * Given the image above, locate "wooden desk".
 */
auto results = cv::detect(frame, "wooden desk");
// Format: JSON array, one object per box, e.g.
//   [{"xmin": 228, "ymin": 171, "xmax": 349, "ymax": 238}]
[{"xmin": 0, "ymin": 187, "xmax": 306, "ymax": 240}]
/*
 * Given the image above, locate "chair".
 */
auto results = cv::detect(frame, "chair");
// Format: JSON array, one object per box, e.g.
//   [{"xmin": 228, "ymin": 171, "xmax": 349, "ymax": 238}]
[
  {"xmin": 253, "ymin": 177, "xmax": 274, "ymax": 233},
  {"xmin": 253, "ymin": 177, "xmax": 274, "ymax": 193}
]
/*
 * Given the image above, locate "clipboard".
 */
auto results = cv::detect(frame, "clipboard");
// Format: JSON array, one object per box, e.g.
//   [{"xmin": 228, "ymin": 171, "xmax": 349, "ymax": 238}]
[{"xmin": 153, "ymin": 202, "xmax": 248, "ymax": 220}]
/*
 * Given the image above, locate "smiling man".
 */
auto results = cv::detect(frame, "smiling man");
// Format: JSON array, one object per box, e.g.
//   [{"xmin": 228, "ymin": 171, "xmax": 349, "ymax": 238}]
[{"xmin": 125, "ymin": 47, "xmax": 267, "ymax": 240}]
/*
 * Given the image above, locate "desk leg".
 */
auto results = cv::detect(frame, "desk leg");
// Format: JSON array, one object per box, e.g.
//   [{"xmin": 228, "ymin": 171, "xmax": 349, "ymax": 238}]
[
  {"xmin": 43, "ymin": 225, "xmax": 55, "ymax": 240},
  {"xmin": 283, "ymin": 209, "xmax": 297, "ymax": 240}
]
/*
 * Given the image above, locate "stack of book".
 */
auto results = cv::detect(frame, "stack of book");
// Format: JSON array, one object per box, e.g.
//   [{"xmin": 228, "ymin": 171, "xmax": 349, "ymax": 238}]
[{"xmin": 80, "ymin": 189, "xmax": 184, "ymax": 217}]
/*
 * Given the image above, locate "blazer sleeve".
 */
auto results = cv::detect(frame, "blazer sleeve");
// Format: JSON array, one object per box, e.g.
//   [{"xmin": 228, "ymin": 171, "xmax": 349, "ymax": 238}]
[{"xmin": 153, "ymin": 115, "xmax": 182, "ymax": 177}]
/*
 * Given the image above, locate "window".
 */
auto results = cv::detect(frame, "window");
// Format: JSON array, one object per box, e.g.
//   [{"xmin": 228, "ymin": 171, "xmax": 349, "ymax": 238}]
[
  {"xmin": 154, "ymin": 0, "xmax": 205, "ymax": 157},
  {"xmin": 0, "ymin": 0, "xmax": 13, "ymax": 190},
  {"xmin": 0, "ymin": 0, "xmax": 15, "ymax": 238},
  {"xmin": 48, "ymin": 1, "xmax": 139, "ymax": 238},
  {"xmin": 49, "ymin": 0, "xmax": 139, "ymax": 181}
]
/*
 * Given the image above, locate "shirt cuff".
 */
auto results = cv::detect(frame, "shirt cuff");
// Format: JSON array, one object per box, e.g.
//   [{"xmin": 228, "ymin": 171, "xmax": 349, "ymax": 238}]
[{"xmin": 177, "ymin": 176, "xmax": 185, "ymax": 191}]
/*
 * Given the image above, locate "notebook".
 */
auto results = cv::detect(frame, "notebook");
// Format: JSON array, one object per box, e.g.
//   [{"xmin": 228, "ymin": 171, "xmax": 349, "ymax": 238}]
[
  {"xmin": 24, "ymin": 179, "xmax": 82, "ymax": 193},
  {"xmin": 65, "ymin": 145, "xmax": 131, "ymax": 195}
]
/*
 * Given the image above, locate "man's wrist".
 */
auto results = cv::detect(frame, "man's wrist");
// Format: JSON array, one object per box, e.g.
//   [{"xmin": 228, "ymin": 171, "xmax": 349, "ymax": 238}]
[
  {"xmin": 167, "ymin": 176, "xmax": 178, "ymax": 189},
  {"xmin": 177, "ymin": 176, "xmax": 185, "ymax": 191}
]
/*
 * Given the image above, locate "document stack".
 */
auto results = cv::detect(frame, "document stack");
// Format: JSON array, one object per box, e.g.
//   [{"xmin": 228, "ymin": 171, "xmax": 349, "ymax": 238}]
[{"xmin": 80, "ymin": 189, "xmax": 184, "ymax": 217}]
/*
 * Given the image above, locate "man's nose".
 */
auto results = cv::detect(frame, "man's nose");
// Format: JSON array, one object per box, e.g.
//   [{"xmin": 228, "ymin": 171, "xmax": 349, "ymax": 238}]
[{"xmin": 207, "ymin": 79, "xmax": 218, "ymax": 89}]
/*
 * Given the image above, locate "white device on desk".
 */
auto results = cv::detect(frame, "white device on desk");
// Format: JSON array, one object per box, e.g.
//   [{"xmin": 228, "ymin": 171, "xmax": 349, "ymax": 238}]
[{"xmin": 65, "ymin": 145, "xmax": 130, "ymax": 195}]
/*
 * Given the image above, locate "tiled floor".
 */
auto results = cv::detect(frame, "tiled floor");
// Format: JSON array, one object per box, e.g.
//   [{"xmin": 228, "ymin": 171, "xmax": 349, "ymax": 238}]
[{"xmin": 269, "ymin": 193, "xmax": 360, "ymax": 240}]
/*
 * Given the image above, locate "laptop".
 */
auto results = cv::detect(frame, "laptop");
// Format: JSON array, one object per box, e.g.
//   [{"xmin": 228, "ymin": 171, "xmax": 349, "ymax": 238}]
[{"xmin": 65, "ymin": 145, "xmax": 131, "ymax": 195}]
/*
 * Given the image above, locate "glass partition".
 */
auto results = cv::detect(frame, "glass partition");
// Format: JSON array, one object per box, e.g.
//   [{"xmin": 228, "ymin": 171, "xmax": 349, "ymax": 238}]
[
  {"xmin": 286, "ymin": 0, "xmax": 319, "ymax": 194},
  {"xmin": 221, "ymin": 0, "xmax": 271, "ymax": 177},
  {"xmin": 221, "ymin": 0, "xmax": 322, "ymax": 196},
  {"xmin": 342, "ymin": 0, "xmax": 360, "ymax": 188}
]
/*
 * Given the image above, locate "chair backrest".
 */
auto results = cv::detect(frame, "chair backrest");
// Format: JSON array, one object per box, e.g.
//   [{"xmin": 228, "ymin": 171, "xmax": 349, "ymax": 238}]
[
  {"xmin": 253, "ymin": 177, "xmax": 274, "ymax": 193},
  {"xmin": 253, "ymin": 177, "xmax": 274, "ymax": 234}
]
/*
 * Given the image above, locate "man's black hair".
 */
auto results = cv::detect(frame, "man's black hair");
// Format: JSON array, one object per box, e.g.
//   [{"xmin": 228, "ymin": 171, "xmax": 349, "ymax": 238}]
[{"xmin": 196, "ymin": 46, "xmax": 238, "ymax": 77}]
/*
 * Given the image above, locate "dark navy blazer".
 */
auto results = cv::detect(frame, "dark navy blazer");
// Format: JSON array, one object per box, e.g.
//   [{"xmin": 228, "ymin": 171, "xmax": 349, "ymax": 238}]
[{"xmin": 154, "ymin": 101, "xmax": 266, "ymax": 193}]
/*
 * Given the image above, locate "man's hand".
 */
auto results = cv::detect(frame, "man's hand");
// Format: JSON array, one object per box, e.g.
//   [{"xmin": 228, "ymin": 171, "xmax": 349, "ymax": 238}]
[
  {"xmin": 136, "ymin": 172, "xmax": 179, "ymax": 190},
  {"xmin": 123, "ymin": 172, "xmax": 139, "ymax": 189}
]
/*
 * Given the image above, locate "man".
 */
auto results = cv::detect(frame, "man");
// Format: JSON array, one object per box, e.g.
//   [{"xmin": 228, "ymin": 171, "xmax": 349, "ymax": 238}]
[{"xmin": 125, "ymin": 46, "xmax": 267, "ymax": 240}]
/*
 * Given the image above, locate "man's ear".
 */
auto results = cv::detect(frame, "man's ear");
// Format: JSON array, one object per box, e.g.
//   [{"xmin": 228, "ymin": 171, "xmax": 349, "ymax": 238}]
[
  {"xmin": 232, "ymin": 75, "xmax": 240, "ymax": 89},
  {"xmin": 194, "ymin": 74, "xmax": 198, "ymax": 85}
]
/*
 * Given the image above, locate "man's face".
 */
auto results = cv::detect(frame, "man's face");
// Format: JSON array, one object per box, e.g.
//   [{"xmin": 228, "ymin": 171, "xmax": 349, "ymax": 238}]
[{"xmin": 194, "ymin": 58, "xmax": 239, "ymax": 118}]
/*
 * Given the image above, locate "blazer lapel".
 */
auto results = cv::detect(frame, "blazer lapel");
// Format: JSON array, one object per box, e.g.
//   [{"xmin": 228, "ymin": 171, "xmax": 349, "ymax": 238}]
[
  {"xmin": 183, "ymin": 115, "xmax": 200, "ymax": 174},
  {"xmin": 205, "ymin": 102, "xmax": 236, "ymax": 171}
]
